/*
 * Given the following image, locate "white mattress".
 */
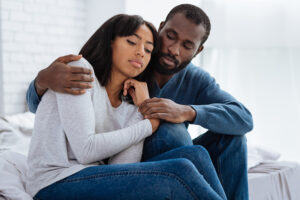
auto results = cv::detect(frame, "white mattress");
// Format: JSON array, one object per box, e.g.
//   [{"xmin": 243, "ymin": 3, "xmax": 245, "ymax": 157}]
[{"xmin": 248, "ymin": 161, "xmax": 300, "ymax": 200}]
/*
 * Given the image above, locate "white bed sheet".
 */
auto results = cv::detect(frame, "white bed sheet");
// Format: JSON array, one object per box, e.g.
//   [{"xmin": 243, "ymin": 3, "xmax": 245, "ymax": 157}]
[{"xmin": 248, "ymin": 161, "xmax": 300, "ymax": 200}]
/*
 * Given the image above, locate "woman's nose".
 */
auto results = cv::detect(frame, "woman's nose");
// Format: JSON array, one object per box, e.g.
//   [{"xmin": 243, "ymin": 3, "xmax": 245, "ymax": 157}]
[{"xmin": 136, "ymin": 45, "xmax": 145, "ymax": 57}]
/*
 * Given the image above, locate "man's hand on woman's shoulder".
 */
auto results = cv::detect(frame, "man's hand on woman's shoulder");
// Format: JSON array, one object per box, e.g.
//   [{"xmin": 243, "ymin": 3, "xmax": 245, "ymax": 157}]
[{"xmin": 35, "ymin": 54, "xmax": 94, "ymax": 97}]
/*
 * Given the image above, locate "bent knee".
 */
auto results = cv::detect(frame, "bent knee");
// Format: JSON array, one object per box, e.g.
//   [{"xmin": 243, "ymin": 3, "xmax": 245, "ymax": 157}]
[
  {"xmin": 178, "ymin": 146, "xmax": 210, "ymax": 160},
  {"xmin": 172, "ymin": 158, "xmax": 196, "ymax": 171},
  {"xmin": 155, "ymin": 123, "xmax": 193, "ymax": 148}
]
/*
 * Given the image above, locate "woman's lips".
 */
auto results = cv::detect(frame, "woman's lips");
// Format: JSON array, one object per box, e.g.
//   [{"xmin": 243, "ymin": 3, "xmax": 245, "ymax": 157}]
[{"xmin": 129, "ymin": 60, "xmax": 142, "ymax": 68}]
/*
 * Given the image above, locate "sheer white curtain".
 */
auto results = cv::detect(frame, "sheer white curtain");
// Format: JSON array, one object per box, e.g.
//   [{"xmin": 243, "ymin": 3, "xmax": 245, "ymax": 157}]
[
  {"xmin": 123, "ymin": 0, "xmax": 300, "ymax": 162},
  {"xmin": 200, "ymin": 0, "xmax": 300, "ymax": 162}
]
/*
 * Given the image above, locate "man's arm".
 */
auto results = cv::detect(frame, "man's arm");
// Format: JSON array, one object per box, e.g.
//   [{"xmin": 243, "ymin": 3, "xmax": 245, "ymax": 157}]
[
  {"xmin": 139, "ymin": 66, "xmax": 253, "ymax": 135},
  {"xmin": 26, "ymin": 79, "xmax": 41, "ymax": 113},
  {"xmin": 26, "ymin": 54, "xmax": 94, "ymax": 113}
]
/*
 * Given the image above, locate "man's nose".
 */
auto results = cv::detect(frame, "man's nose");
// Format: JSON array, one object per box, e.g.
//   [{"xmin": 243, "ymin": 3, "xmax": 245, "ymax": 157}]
[{"xmin": 168, "ymin": 42, "xmax": 180, "ymax": 57}]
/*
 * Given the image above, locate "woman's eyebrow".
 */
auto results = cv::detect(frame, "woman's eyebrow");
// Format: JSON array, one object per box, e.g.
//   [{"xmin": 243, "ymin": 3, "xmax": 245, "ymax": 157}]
[{"xmin": 133, "ymin": 33, "xmax": 153, "ymax": 46}]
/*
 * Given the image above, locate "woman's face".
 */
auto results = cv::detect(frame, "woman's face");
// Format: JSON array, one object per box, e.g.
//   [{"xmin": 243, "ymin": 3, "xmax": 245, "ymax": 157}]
[{"xmin": 111, "ymin": 24, "xmax": 154, "ymax": 79}]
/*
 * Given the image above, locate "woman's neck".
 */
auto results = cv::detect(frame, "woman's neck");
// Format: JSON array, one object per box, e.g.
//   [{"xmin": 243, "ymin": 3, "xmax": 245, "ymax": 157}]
[{"xmin": 105, "ymin": 70, "xmax": 127, "ymax": 108}]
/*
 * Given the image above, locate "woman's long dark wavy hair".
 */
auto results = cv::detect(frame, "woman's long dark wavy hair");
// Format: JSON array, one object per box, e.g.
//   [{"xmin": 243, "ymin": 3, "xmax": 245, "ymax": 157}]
[{"xmin": 79, "ymin": 14, "xmax": 159, "ymax": 99}]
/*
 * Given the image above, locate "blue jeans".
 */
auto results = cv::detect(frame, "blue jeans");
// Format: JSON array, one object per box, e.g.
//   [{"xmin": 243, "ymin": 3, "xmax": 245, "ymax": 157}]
[
  {"xmin": 142, "ymin": 122, "xmax": 248, "ymax": 200},
  {"xmin": 34, "ymin": 146, "xmax": 226, "ymax": 200}
]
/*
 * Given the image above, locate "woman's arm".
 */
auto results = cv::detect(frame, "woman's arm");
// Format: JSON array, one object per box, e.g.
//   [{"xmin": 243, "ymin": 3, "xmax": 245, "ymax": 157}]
[
  {"xmin": 55, "ymin": 59, "xmax": 153, "ymax": 165},
  {"xmin": 56, "ymin": 90, "xmax": 152, "ymax": 165}
]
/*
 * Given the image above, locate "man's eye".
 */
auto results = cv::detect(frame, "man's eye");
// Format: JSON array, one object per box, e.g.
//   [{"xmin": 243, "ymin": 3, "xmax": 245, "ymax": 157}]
[
  {"xmin": 127, "ymin": 40, "xmax": 136, "ymax": 45},
  {"xmin": 184, "ymin": 44, "xmax": 193, "ymax": 50},
  {"xmin": 166, "ymin": 32, "xmax": 175, "ymax": 40}
]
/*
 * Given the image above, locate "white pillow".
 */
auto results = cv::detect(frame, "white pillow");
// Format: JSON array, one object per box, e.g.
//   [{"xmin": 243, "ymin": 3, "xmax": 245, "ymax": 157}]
[{"xmin": 248, "ymin": 145, "xmax": 281, "ymax": 170}]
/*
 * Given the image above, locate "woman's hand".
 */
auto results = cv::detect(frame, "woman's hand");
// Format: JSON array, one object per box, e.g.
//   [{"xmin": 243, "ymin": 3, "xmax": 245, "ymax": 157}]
[
  {"xmin": 123, "ymin": 79, "xmax": 149, "ymax": 107},
  {"xmin": 148, "ymin": 119, "xmax": 160, "ymax": 133}
]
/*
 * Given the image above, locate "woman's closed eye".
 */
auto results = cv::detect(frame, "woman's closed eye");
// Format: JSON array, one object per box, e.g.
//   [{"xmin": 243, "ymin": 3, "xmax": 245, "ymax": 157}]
[
  {"xmin": 145, "ymin": 48, "xmax": 152, "ymax": 54},
  {"xmin": 127, "ymin": 39, "xmax": 136, "ymax": 45}
]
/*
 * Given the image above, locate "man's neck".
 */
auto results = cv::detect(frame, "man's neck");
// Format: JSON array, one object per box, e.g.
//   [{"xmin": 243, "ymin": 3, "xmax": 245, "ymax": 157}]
[{"xmin": 154, "ymin": 71, "xmax": 174, "ymax": 88}]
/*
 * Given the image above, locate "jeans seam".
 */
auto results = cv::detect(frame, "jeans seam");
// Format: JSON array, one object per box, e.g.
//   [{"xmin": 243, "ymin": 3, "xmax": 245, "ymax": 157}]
[
  {"xmin": 216, "ymin": 138, "xmax": 224, "ymax": 186},
  {"xmin": 58, "ymin": 170, "xmax": 199, "ymax": 200}
]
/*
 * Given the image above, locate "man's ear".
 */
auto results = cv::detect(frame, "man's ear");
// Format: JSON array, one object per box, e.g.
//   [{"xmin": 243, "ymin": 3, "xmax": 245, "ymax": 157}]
[
  {"xmin": 194, "ymin": 45, "xmax": 204, "ymax": 57},
  {"xmin": 158, "ymin": 21, "xmax": 165, "ymax": 32}
]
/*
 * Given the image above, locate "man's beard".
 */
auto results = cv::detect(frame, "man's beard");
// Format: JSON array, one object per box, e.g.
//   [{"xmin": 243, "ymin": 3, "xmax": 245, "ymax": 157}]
[{"xmin": 154, "ymin": 53, "xmax": 191, "ymax": 75}]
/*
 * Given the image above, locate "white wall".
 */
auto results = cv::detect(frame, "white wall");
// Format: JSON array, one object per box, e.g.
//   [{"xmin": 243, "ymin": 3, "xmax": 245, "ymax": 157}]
[
  {"xmin": 85, "ymin": 0, "xmax": 125, "ymax": 41},
  {"xmin": 0, "ymin": 0, "xmax": 87, "ymax": 115},
  {"xmin": 200, "ymin": 0, "xmax": 300, "ymax": 162},
  {"xmin": 0, "ymin": 2, "xmax": 3, "ymax": 116}
]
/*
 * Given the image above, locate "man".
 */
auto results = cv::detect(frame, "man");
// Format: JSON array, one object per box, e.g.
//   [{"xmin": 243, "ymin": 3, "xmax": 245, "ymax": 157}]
[{"xmin": 27, "ymin": 4, "xmax": 253, "ymax": 200}]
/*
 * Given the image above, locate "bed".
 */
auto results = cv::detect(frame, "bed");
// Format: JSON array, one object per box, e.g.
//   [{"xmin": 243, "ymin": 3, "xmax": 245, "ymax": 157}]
[
  {"xmin": 1, "ymin": 113, "xmax": 300, "ymax": 200},
  {"xmin": 248, "ymin": 161, "xmax": 300, "ymax": 200}
]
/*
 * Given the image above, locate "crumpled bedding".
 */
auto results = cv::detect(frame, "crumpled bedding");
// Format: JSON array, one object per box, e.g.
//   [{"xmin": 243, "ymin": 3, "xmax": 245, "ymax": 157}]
[
  {"xmin": 0, "ymin": 151, "xmax": 32, "ymax": 200},
  {"xmin": 248, "ymin": 161, "xmax": 300, "ymax": 200}
]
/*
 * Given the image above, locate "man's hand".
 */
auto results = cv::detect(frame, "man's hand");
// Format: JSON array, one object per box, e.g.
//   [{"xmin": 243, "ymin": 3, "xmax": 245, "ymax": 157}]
[
  {"xmin": 139, "ymin": 98, "xmax": 196, "ymax": 123},
  {"xmin": 35, "ymin": 54, "xmax": 94, "ymax": 96}
]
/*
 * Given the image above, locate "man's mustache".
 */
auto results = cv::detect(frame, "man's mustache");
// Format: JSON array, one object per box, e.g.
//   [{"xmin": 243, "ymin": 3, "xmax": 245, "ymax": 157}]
[{"xmin": 160, "ymin": 53, "xmax": 179, "ymax": 65}]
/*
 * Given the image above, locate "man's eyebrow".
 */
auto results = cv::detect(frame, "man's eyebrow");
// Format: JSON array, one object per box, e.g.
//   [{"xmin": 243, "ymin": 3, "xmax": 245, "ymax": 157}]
[{"xmin": 133, "ymin": 33, "xmax": 153, "ymax": 46}]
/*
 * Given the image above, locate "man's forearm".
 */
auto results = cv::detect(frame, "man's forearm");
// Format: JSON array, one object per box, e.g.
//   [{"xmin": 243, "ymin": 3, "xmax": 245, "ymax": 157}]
[
  {"xmin": 191, "ymin": 103, "xmax": 253, "ymax": 135},
  {"xmin": 35, "ymin": 69, "xmax": 48, "ymax": 96}
]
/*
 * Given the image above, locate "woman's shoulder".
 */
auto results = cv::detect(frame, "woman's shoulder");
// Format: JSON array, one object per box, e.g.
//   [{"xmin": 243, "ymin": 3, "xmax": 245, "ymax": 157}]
[{"xmin": 67, "ymin": 57, "xmax": 94, "ymax": 72}]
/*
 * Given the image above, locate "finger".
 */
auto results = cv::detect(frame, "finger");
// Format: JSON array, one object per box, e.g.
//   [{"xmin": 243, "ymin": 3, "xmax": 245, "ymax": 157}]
[
  {"xmin": 57, "ymin": 54, "xmax": 82, "ymax": 64},
  {"xmin": 70, "ymin": 74, "xmax": 94, "ymax": 82},
  {"xmin": 128, "ymin": 88, "xmax": 136, "ymax": 99},
  {"xmin": 145, "ymin": 113, "xmax": 168, "ymax": 121},
  {"xmin": 143, "ymin": 107, "xmax": 166, "ymax": 116},
  {"xmin": 123, "ymin": 81, "xmax": 130, "ymax": 96},
  {"xmin": 123, "ymin": 80, "xmax": 136, "ymax": 96},
  {"xmin": 68, "ymin": 82, "xmax": 93, "ymax": 89},
  {"xmin": 69, "ymin": 66, "xmax": 92, "ymax": 75},
  {"xmin": 139, "ymin": 101, "xmax": 163, "ymax": 113},
  {"xmin": 64, "ymin": 88, "xmax": 86, "ymax": 95},
  {"xmin": 140, "ymin": 97, "xmax": 162, "ymax": 106}
]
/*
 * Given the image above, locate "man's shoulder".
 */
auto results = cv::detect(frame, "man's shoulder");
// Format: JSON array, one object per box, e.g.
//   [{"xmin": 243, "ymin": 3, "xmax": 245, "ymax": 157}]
[{"xmin": 180, "ymin": 63, "xmax": 211, "ymax": 79}]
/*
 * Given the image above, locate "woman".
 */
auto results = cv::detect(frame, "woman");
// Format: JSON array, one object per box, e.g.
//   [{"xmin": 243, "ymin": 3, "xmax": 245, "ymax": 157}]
[{"xmin": 26, "ymin": 14, "xmax": 227, "ymax": 200}]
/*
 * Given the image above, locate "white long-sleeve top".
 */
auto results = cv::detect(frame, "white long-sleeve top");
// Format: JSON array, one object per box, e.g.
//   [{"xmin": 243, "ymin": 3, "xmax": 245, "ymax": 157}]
[{"xmin": 25, "ymin": 58, "xmax": 152, "ymax": 197}]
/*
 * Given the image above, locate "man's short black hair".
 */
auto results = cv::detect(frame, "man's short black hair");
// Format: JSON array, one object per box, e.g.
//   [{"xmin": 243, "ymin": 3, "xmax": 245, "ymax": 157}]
[{"xmin": 165, "ymin": 4, "xmax": 211, "ymax": 46}]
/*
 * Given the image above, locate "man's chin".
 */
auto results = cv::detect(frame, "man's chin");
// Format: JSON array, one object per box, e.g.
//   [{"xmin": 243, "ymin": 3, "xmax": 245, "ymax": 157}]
[
  {"xmin": 155, "ymin": 64, "xmax": 178, "ymax": 75},
  {"xmin": 155, "ymin": 61, "xmax": 190, "ymax": 75}
]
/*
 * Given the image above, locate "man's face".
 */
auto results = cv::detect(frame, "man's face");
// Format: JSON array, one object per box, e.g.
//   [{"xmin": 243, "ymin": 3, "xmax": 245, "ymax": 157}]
[{"xmin": 156, "ymin": 13, "xmax": 206, "ymax": 75}]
